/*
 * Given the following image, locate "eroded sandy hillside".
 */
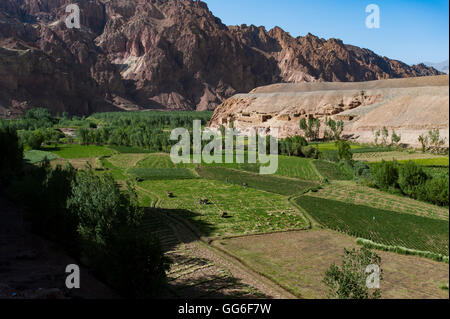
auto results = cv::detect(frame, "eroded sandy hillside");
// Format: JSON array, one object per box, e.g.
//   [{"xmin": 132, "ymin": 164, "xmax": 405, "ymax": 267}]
[{"xmin": 209, "ymin": 75, "xmax": 449, "ymax": 147}]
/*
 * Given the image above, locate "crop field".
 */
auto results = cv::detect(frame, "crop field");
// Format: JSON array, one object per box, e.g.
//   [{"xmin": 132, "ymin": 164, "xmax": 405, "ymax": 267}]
[
  {"xmin": 196, "ymin": 167, "xmax": 319, "ymax": 196},
  {"xmin": 310, "ymin": 142, "xmax": 363, "ymax": 151},
  {"xmin": 138, "ymin": 179, "xmax": 307, "ymax": 238},
  {"xmin": 274, "ymin": 156, "xmax": 321, "ymax": 181},
  {"xmin": 295, "ymin": 195, "xmax": 449, "ymax": 255},
  {"xmin": 130, "ymin": 168, "xmax": 198, "ymax": 180},
  {"xmin": 24, "ymin": 150, "xmax": 57, "ymax": 163},
  {"xmin": 107, "ymin": 153, "xmax": 151, "ymax": 169},
  {"xmin": 354, "ymin": 151, "xmax": 447, "ymax": 163},
  {"xmin": 214, "ymin": 230, "xmax": 450, "ymax": 299},
  {"xmin": 313, "ymin": 160, "xmax": 352, "ymax": 181},
  {"xmin": 306, "ymin": 183, "xmax": 449, "ymax": 221},
  {"xmin": 108, "ymin": 145, "xmax": 154, "ymax": 154},
  {"xmin": 46, "ymin": 144, "xmax": 116, "ymax": 159},
  {"xmin": 136, "ymin": 153, "xmax": 190, "ymax": 168},
  {"xmin": 142, "ymin": 210, "xmax": 267, "ymax": 299},
  {"xmin": 398, "ymin": 157, "xmax": 449, "ymax": 167}
]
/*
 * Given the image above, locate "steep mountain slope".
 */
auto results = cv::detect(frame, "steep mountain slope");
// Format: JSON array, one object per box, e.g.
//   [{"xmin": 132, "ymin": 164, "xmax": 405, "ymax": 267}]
[
  {"xmin": 0, "ymin": 0, "xmax": 442, "ymax": 116},
  {"xmin": 209, "ymin": 75, "xmax": 449, "ymax": 147}
]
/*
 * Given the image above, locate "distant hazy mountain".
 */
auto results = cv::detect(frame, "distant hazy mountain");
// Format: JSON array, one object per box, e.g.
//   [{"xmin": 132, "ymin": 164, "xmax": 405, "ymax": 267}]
[{"xmin": 425, "ymin": 60, "xmax": 449, "ymax": 74}]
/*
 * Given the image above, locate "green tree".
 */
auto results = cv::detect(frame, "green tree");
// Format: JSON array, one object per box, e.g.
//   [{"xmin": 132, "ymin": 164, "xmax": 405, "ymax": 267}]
[
  {"xmin": 390, "ymin": 130, "xmax": 401, "ymax": 147},
  {"xmin": 325, "ymin": 118, "xmax": 344, "ymax": 141},
  {"xmin": 336, "ymin": 140, "xmax": 353, "ymax": 161},
  {"xmin": 373, "ymin": 129, "xmax": 381, "ymax": 146},
  {"xmin": 418, "ymin": 134, "xmax": 429, "ymax": 153},
  {"xmin": 67, "ymin": 169, "xmax": 170, "ymax": 297},
  {"xmin": 323, "ymin": 247, "xmax": 383, "ymax": 299},
  {"xmin": 398, "ymin": 161, "xmax": 428, "ymax": 199},
  {"xmin": 372, "ymin": 160, "xmax": 399, "ymax": 189},
  {"xmin": 300, "ymin": 117, "xmax": 321, "ymax": 141},
  {"xmin": 381, "ymin": 127, "xmax": 389, "ymax": 146}
]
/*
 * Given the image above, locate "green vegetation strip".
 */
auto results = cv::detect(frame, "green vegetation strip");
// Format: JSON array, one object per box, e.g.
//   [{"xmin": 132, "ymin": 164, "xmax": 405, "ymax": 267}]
[
  {"xmin": 108, "ymin": 145, "xmax": 154, "ymax": 154},
  {"xmin": 130, "ymin": 168, "xmax": 198, "ymax": 180},
  {"xmin": 46, "ymin": 144, "xmax": 116, "ymax": 159},
  {"xmin": 398, "ymin": 157, "xmax": 449, "ymax": 167},
  {"xmin": 295, "ymin": 195, "xmax": 449, "ymax": 255},
  {"xmin": 356, "ymin": 238, "xmax": 449, "ymax": 264},
  {"xmin": 196, "ymin": 167, "xmax": 319, "ymax": 196}
]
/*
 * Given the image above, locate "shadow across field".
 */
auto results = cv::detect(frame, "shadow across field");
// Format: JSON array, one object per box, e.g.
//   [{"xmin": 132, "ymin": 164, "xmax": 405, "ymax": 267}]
[{"xmin": 142, "ymin": 208, "xmax": 268, "ymax": 299}]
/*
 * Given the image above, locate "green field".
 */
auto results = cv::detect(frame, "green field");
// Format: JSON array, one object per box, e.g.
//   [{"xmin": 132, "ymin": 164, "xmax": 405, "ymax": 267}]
[
  {"xmin": 307, "ymin": 183, "xmax": 448, "ymax": 221},
  {"xmin": 107, "ymin": 145, "xmax": 154, "ymax": 154},
  {"xmin": 310, "ymin": 142, "xmax": 363, "ymax": 151},
  {"xmin": 136, "ymin": 153, "xmax": 188, "ymax": 168},
  {"xmin": 274, "ymin": 156, "xmax": 321, "ymax": 181},
  {"xmin": 46, "ymin": 144, "xmax": 116, "ymax": 159},
  {"xmin": 24, "ymin": 150, "xmax": 58, "ymax": 163},
  {"xmin": 398, "ymin": 157, "xmax": 449, "ymax": 167},
  {"xmin": 130, "ymin": 168, "xmax": 198, "ymax": 180},
  {"xmin": 354, "ymin": 151, "xmax": 448, "ymax": 163},
  {"xmin": 295, "ymin": 195, "xmax": 449, "ymax": 255},
  {"xmin": 313, "ymin": 160, "xmax": 352, "ymax": 181},
  {"xmin": 138, "ymin": 179, "xmax": 307, "ymax": 238},
  {"xmin": 197, "ymin": 167, "xmax": 318, "ymax": 196}
]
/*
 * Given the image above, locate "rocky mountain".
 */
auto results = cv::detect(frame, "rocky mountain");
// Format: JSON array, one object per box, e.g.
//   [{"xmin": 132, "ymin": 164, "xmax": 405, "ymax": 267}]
[{"xmin": 0, "ymin": 0, "xmax": 443, "ymax": 116}]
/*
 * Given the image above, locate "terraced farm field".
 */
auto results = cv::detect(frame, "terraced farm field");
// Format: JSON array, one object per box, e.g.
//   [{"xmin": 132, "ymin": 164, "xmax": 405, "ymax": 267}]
[
  {"xmin": 47, "ymin": 144, "xmax": 116, "ymax": 159},
  {"xmin": 130, "ymin": 168, "xmax": 198, "ymax": 180},
  {"xmin": 354, "ymin": 151, "xmax": 447, "ymax": 163},
  {"xmin": 295, "ymin": 195, "xmax": 449, "ymax": 255},
  {"xmin": 274, "ymin": 156, "xmax": 321, "ymax": 181},
  {"xmin": 313, "ymin": 160, "xmax": 352, "ymax": 181},
  {"xmin": 24, "ymin": 150, "xmax": 58, "ymax": 163},
  {"xmin": 138, "ymin": 179, "xmax": 307, "ymax": 238},
  {"xmin": 197, "ymin": 167, "xmax": 318, "ymax": 196},
  {"xmin": 142, "ymin": 210, "xmax": 267, "ymax": 299},
  {"xmin": 214, "ymin": 230, "xmax": 449, "ymax": 299},
  {"xmin": 107, "ymin": 153, "xmax": 150, "ymax": 169},
  {"xmin": 398, "ymin": 157, "xmax": 449, "ymax": 167},
  {"xmin": 307, "ymin": 183, "xmax": 449, "ymax": 221}
]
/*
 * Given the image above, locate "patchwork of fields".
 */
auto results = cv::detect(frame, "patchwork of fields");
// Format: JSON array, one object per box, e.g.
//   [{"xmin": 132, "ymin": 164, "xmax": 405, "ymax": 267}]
[{"xmin": 40, "ymin": 142, "xmax": 449, "ymax": 299}]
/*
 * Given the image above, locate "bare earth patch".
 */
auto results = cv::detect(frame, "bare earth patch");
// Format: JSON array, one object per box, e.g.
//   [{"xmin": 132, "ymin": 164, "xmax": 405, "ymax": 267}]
[{"xmin": 213, "ymin": 229, "xmax": 449, "ymax": 299}]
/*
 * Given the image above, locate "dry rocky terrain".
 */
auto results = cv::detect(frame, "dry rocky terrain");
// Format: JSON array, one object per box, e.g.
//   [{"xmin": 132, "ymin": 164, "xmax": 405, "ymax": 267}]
[
  {"xmin": 209, "ymin": 75, "xmax": 449, "ymax": 147},
  {"xmin": 0, "ymin": 0, "xmax": 441, "ymax": 116}
]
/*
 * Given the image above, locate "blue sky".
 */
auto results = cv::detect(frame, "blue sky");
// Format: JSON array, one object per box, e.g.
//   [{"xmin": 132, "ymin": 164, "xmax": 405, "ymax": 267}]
[{"xmin": 206, "ymin": 0, "xmax": 449, "ymax": 65}]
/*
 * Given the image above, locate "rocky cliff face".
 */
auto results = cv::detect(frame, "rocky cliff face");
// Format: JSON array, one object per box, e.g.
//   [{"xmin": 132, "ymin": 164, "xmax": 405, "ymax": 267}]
[
  {"xmin": 0, "ymin": 0, "xmax": 443, "ymax": 116},
  {"xmin": 209, "ymin": 75, "xmax": 449, "ymax": 147}
]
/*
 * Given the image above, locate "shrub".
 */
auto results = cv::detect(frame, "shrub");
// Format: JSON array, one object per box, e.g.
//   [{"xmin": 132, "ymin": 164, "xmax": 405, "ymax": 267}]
[
  {"xmin": 398, "ymin": 161, "xmax": 428, "ymax": 199},
  {"xmin": 301, "ymin": 145, "xmax": 319, "ymax": 159},
  {"xmin": 353, "ymin": 161, "xmax": 371, "ymax": 179},
  {"xmin": 418, "ymin": 176, "xmax": 449, "ymax": 207},
  {"xmin": 372, "ymin": 160, "xmax": 399, "ymax": 189},
  {"xmin": 323, "ymin": 247, "xmax": 382, "ymax": 299}
]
